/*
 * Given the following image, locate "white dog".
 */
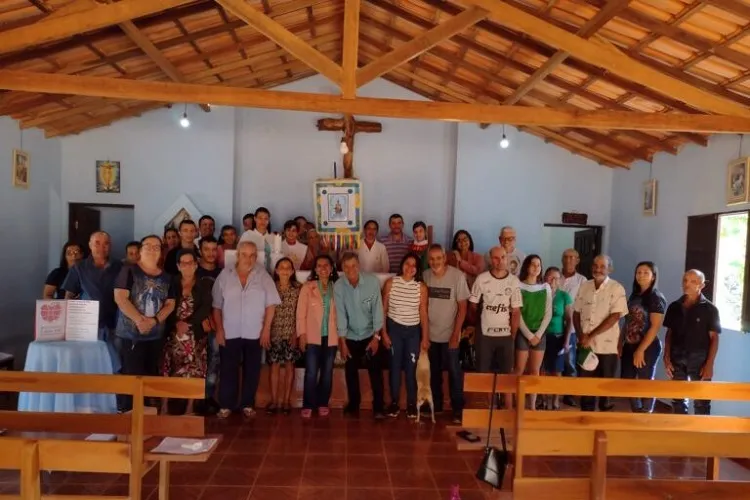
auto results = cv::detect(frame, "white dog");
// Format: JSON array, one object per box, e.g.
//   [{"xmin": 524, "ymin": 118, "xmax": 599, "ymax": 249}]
[{"xmin": 415, "ymin": 351, "xmax": 435, "ymax": 423}]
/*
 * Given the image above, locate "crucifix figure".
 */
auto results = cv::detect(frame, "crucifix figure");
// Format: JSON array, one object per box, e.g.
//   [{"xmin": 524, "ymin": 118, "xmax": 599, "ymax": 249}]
[{"xmin": 317, "ymin": 114, "xmax": 382, "ymax": 178}]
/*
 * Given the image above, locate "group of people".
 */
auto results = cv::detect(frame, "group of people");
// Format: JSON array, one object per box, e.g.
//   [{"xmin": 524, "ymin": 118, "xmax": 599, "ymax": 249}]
[{"xmin": 41, "ymin": 207, "xmax": 721, "ymax": 419}]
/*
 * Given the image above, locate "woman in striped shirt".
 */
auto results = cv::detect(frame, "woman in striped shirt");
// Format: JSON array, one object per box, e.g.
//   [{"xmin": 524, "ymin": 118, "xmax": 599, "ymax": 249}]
[{"xmin": 382, "ymin": 252, "xmax": 430, "ymax": 419}]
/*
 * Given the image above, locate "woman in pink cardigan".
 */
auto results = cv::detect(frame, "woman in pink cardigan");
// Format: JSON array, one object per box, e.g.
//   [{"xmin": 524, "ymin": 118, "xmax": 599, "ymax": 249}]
[
  {"xmin": 296, "ymin": 254, "xmax": 339, "ymax": 419},
  {"xmin": 446, "ymin": 230, "xmax": 486, "ymax": 289}
]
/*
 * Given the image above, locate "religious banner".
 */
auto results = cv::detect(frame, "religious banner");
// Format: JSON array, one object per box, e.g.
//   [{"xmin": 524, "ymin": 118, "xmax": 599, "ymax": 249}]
[{"xmin": 313, "ymin": 179, "xmax": 362, "ymax": 253}]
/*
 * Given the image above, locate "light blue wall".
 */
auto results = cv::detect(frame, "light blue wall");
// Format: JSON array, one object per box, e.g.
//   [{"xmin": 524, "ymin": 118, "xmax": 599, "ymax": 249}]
[
  {"xmin": 609, "ymin": 135, "xmax": 750, "ymax": 416},
  {"xmin": 453, "ymin": 124, "xmax": 614, "ymax": 257},
  {"xmin": 0, "ymin": 117, "xmax": 61, "ymax": 365},
  {"xmin": 95, "ymin": 206, "xmax": 135, "ymax": 262},
  {"xmin": 234, "ymin": 76, "xmax": 458, "ymax": 246},
  {"xmin": 60, "ymin": 105, "xmax": 235, "ymax": 240}
]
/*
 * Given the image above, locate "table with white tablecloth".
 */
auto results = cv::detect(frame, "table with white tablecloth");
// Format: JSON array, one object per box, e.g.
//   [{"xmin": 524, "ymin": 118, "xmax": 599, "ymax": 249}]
[{"xmin": 17, "ymin": 340, "xmax": 117, "ymax": 413}]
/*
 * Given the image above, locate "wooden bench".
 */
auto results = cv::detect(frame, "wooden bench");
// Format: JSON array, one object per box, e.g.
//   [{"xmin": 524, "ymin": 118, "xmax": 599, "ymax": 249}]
[
  {"xmin": 0, "ymin": 371, "xmax": 218, "ymax": 500},
  {"xmin": 458, "ymin": 373, "xmax": 750, "ymax": 500}
]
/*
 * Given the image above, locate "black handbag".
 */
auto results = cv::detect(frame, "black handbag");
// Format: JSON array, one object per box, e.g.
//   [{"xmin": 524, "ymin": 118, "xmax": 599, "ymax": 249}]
[{"xmin": 475, "ymin": 371, "xmax": 510, "ymax": 489}]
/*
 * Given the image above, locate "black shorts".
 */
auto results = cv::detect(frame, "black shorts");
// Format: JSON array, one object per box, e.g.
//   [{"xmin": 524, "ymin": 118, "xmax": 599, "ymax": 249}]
[{"xmin": 477, "ymin": 334, "xmax": 514, "ymax": 374}]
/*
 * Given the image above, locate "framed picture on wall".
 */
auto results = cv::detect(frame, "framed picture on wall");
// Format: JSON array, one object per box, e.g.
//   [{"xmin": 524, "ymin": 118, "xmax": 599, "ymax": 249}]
[
  {"xmin": 726, "ymin": 157, "xmax": 749, "ymax": 206},
  {"xmin": 96, "ymin": 160, "xmax": 121, "ymax": 193},
  {"xmin": 155, "ymin": 194, "xmax": 203, "ymax": 234},
  {"xmin": 12, "ymin": 149, "xmax": 29, "ymax": 189},
  {"xmin": 642, "ymin": 178, "xmax": 657, "ymax": 216}
]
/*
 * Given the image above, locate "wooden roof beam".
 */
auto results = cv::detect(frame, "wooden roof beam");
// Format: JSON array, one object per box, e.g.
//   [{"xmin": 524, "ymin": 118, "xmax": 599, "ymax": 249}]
[
  {"xmin": 342, "ymin": 0, "xmax": 361, "ymax": 98},
  {"xmin": 380, "ymin": 71, "xmax": 629, "ymax": 168},
  {"xmin": 502, "ymin": 0, "xmax": 631, "ymax": 105},
  {"xmin": 216, "ymin": 0, "xmax": 342, "ymax": 85},
  {"xmin": 360, "ymin": 14, "xmax": 680, "ymax": 157},
  {"xmin": 356, "ymin": 7, "xmax": 489, "ymax": 87},
  {"xmin": 457, "ymin": 0, "xmax": 750, "ymax": 117},
  {"xmin": 3, "ymin": 70, "xmax": 750, "ymax": 133},
  {"xmin": 47, "ymin": 103, "xmax": 165, "ymax": 138},
  {"xmin": 371, "ymin": 0, "xmax": 699, "ymax": 150},
  {"xmin": 0, "ymin": 0, "xmax": 194, "ymax": 57}
]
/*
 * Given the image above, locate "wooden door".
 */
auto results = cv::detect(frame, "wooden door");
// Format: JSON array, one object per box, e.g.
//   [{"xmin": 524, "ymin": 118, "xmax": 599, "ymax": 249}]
[
  {"xmin": 574, "ymin": 228, "xmax": 600, "ymax": 280},
  {"xmin": 68, "ymin": 205, "xmax": 101, "ymax": 255}
]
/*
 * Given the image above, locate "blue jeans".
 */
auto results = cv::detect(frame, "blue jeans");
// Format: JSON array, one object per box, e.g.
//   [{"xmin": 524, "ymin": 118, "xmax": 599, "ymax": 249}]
[
  {"xmin": 101, "ymin": 327, "xmax": 121, "ymax": 374},
  {"xmin": 620, "ymin": 339, "xmax": 661, "ymax": 412},
  {"xmin": 563, "ymin": 332, "xmax": 577, "ymax": 378},
  {"xmin": 303, "ymin": 336, "xmax": 338, "ymax": 410},
  {"xmin": 388, "ymin": 318, "xmax": 421, "ymax": 408},
  {"xmin": 219, "ymin": 338, "xmax": 262, "ymax": 410},
  {"xmin": 428, "ymin": 341, "xmax": 464, "ymax": 413},
  {"xmin": 205, "ymin": 333, "xmax": 220, "ymax": 400},
  {"xmin": 670, "ymin": 349, "xmax": 711, "ymax": 415}
]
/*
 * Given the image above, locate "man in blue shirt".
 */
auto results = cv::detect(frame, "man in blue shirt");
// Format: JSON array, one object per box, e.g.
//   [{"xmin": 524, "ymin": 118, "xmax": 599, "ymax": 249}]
[
  {"xmin": 62, "ymin": 231, "xmax": 123, "ymax": 372},
  {"xmin": 334, "ymin": 252, "xmax": 385, "ymax": 419}
]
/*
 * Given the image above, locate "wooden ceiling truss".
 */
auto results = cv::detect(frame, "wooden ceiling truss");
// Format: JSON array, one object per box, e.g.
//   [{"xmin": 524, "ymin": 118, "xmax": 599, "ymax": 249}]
[{"xmin": 1, "ymin": 0, "xmax": 750, "ymax": 168}]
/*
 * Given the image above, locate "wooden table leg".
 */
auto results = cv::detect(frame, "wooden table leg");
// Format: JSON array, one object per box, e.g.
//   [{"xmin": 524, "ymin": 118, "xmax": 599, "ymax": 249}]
[
  {"xmin": 158, "ymin": 461, "xmax": 170, "ymax": 500},
  {"xmin": 707, "ymin": 457, "xmax": 720, "ymax": 480}
]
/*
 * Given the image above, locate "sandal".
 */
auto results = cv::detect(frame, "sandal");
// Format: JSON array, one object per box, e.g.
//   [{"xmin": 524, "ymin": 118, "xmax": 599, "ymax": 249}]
[
  {"xmin": 242, "ymin": 407, "xmax": 256, "ymax": 418},
  {"xmin": 301, "ymin": 409, "xmax": 313, "ymax": 419},
  {"xmin": 266, "ymin": 403, "xmax": 278, "ymax": 415},
  {"xmin": 318, "ymin": 407, "xmax": 330, "ymax": 417},
  {"xmin": 217, "ymin": 409, "xmax": 231, "ymax": 419}
]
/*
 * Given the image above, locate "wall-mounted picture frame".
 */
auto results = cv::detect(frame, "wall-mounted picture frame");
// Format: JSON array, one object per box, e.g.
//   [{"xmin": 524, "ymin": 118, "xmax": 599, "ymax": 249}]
[
  {"xmin": 726, "ymin": 157, "xmax": 749, "ymax": 206},
  {"xmin": 12, "ymin": 149, "xmax": 29, "ymax": 189},
  {"xmin": 96, "ymin": 160, "xmax": 121, "ymax": 193},
  {"xmin": 313, "ymin": 179, "xmax": 362, "ymax": 235},
  {"xmin": 642, "ymin": 178, "xmax": 657, "ymax": 216}
]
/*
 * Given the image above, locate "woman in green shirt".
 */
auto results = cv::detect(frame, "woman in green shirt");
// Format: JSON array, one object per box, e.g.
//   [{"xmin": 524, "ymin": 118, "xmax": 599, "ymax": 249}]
[
  {"xmin": 542, "ymin": 266, "xmax": 573, "ymax": 410},
  {"xmin": 515, "ymin": 255, "xmax": 552, "ymax": 411}
]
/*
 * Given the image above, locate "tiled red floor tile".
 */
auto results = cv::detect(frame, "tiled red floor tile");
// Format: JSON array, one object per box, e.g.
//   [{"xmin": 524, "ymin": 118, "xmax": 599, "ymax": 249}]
[
  {"xmin": 348, "ymin": 488, "xmax": 395, "ymax": 500},
  {"xmin": 51, "ymin": 483, "xmax": 109, "ymax": 495},
  {"xmin": 300, "ymin": 468, "xmax": 347, "ymax": 488},
  {"xmin": 432, "ymin": 471, "xmax": 480, "ymax": 491},
  {"xmin": 254, "ymin": 467, "xmax": 302, "ymax": 487},
  {"xmin": 308, "ymin": 439, "xmax": 347, "ymax": 454},
  {"xmin": 389, "ymin": 468, "xmax": 436, "ymax": 489},
  {"xmin": 387, "ymin": 455, "xmax": 430, "ymax": 470},
  {"xmin": 298, "ymin": 486, "xmax": 346, "ymax": 499},
  {"xmin": 221, "ymin": 453, "xmax": 266, "ymax": 468},
  {"xmin": 210, "ymin": 467, "xmax": 258, "ymax": 486},
  {"xmin": 306, "ymin": 454, "xmax": 347, "ymax": 470},
  {"xmin": 248, "ymin": 486, "xmax": 298, "ymax": 499},
  {"xmin": 200, "ymin": 485, "xmax": 252, "ymax": 500},
  {"xmin": 428, "ymin": 456, "xmax": 471, "ymax": 472},
  {"xmin": 229, "ymin": 438, "xmax": 270, "ymax": 454},
  {"xmin": 392, "ymin": 488, "xmax": 440, "ymax": 499},
  {"xmin": 263, "ymin": 454, "xmax": 305, "ymax": 469},
  {"xmin": 348, "ymin": 440, "xmax": 385, "ymax": 455},
  {"xmin": 348, "ymin": 455, "xmax": 388, "ymax": 471},
  {"xmin": 168, "ymin": 467, "xmax": 215, "ymax": 485},
  {"xmin": 148, "ymin": 485, "xmax": 202, "ymax": 500},
  {"xmin": 347, "ymin": 469, "xmax": 391, "ymax": 488}
]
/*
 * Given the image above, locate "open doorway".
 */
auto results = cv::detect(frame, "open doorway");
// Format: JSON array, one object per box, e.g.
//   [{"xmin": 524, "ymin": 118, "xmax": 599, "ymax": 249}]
[
  {"xmin": 541, "ymin": 224, "xmax": 604, "ymax": 279},
  {"xmin": 69, "ymin": 203, "xmax": 135, "ymax": 262}
]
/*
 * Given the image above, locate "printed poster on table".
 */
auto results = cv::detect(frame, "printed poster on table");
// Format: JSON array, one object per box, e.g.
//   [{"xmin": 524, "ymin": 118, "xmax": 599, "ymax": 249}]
[{"xmin": 35, "ymin": 300, "xmax": 99, "ymax": 342}]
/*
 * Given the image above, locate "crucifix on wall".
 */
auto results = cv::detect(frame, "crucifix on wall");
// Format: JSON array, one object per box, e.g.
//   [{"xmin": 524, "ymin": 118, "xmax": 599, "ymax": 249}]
[{"xmin": 316, "ymin": 114, "xmax": 382, "ymax": 178}]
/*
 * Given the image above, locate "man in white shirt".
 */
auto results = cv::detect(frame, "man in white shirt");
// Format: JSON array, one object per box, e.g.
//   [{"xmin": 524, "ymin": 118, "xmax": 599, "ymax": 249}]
[
  {"xmin": 573, "ymin": 254, "xmax": 628, "ymax": 412},
  {"xmin": 469, "ymin": 246, "xmax": 522, "ymax": 409},
  {"xmin": 560, "ymin": 248, "xmax": 588, "ymax": 406},
  {"xmin": 281, "ymin": 220, "xmax": 307, "ymax": 270},
  {"xmin": 358, "ymin": 219, "xmax": 390, "ymax": 273},
  {"xmin": 239, "ymin": 207, "xmax": 274, "ymax": 272},
  {"xmin": 485, "ymin": 226, "xmax": 525, "ymax": 276}
]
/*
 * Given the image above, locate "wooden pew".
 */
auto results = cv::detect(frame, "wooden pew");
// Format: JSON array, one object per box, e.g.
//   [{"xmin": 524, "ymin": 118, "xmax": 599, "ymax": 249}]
[
  {"xmin": 0, "ymin": 371, "xmax": 216, "ymax": 500},
  {"xmin": 458, "ymin": 374, "xmax": 750, "ymax": 500}
]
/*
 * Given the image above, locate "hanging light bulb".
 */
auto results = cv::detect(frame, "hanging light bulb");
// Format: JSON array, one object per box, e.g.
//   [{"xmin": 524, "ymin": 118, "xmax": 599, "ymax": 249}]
[
  {"xmin": 498, "ymin": 124, "xmax": 509, "ymax": 149},
  {"xmin": 180, "ymin": 103, "xmax": 190, "ymax": 128},
  {"xmin": 339, "ymin": 138, "xmax": 349, "ymax": 155}
]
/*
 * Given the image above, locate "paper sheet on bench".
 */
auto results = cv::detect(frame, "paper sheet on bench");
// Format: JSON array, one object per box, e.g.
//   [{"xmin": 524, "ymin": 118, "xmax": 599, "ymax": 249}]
[{"xmin": 151, "ymin": 437, "xmax": 218, "ymax": 455}]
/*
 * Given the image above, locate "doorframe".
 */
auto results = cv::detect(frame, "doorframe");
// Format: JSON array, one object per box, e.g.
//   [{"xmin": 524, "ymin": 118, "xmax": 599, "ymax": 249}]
[
  {"xmin": 68, "ymin": 202, "xmax": 135, "ymax": 242},
  {"xmin": 543, "ymin": 222, "xmax": 605, "ymax": 256}
]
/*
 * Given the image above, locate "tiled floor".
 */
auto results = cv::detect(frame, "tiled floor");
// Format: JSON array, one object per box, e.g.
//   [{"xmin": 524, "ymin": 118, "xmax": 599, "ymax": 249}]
[{"xmin": 1, "ymin": 409, "xmax": 749, "ymax": 499}]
